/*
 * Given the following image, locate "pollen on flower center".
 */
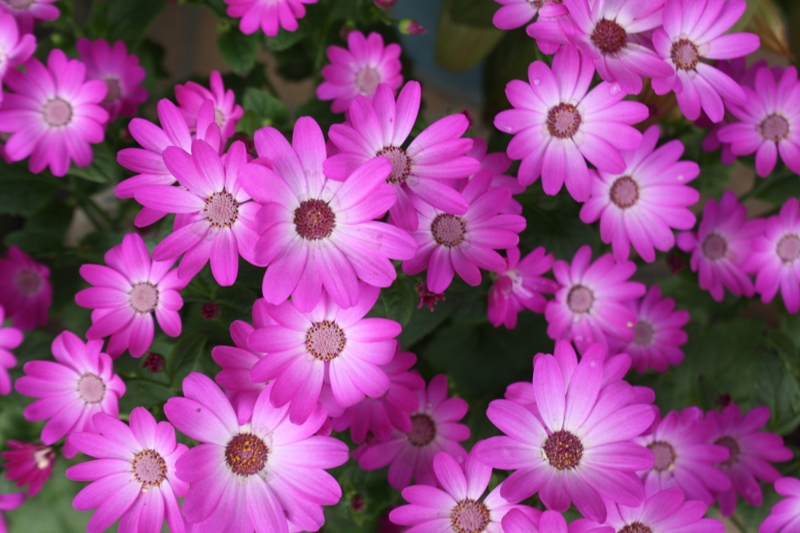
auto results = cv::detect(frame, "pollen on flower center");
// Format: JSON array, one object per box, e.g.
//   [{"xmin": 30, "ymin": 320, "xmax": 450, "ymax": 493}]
[
  {"xmin": 76, "ymin": 373, "xmax": 106, "ymax": 404},
  {"xmin": 103, "ymin": 78, "xmax": 122, "ymax": 105},
  {"xmin": 129, "ymin": 282, "xmax": 159, "ymax": 314},
  {"xmin": 450, "ymin": 499, "xmax": 490, "ymax": 533},
  {"xmin": 376, "ymin": 146, "xmax": 412, "ymax": 184},
  {"xmin": 305, "ymin": 320, "xmax": 346, "ymax": 362},
  {"xmin": 618, "ymin": 522, "xmax": 653, "ymax": 533},
  {"xmin": 591, "ymin": 19, "xmax": 628, "ymax": 55},
  {"xmin": 355, "ymin": 66, "xmax": 382, "ymax": 94},
  {"xmin": 777, "ymin": 234, "xmax": 800, "ymax": 263},
  {"xmin": 214, "ymin": 109, "xmax": 225, "ymax": 129},
  {"xmin": 702, "ymin": 232, "xmax": 728, "ymax": 261},
  {"xmin": 647, "ymin": 440, "xmax": 677, "ymax": 471},
  {"xmin": 225, "ymin": 433, "xmax": 269, "ymax": 476},
  {"xmin": 547, "ymin": 103, "xmax": 582, "ymax": 139},
  {"xmin": 759, "ymin": 113, "xmax": 790, "ymax": 142},
  {"xmin": 544, "ymin": 430, "xmax": 583, "ymax": 470},
  {"xmin": 633, "ymin": 320, "xmax": 655, "ymax": 347},
  {"xmin": 6, "ymin": 0, "xmax": 34, "ymax": 9},
  {"xmin": 203, "ymin": 190, "xmax": 239, "ymax": 228},
  {"xmin": 14, "ymin": 269, "xmax": 41, "ymax": 295},
  {"xmin": 407, "ymin": 413, "xmax": 436, "ymax": 447},
  {"xmin": 610, "ymin": 176, "xmax": 639, "ymax": 209},
  {"xmin": 42, "ymin": 97, "xmax": 73, "ymax": 127},
  {"xmin": 715, "ymin": 435, "xmax": 740, "ymax": 467},
  {"xmin": 294, "ymin": 198, "xmax": 336, "ymax": 240},
  {"xmin": 670, "ymin": 39, "xmax": 700, "ymax": 71},
  {"xmin": 132, "ymin": 449, "xmax": 167, "ymax": 487},
  {"xmin": 567, "ymin": 284, "xmax": 594, "ymax": 314},
  {"xmin": 431, "ymin": 214, "xmax": 466, "ymax": 248}
]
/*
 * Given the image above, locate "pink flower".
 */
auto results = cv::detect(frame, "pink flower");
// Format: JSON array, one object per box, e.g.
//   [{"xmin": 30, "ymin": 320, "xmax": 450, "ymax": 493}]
[
  {"xmin": 495, "ymin": 46, "xmax": 648, "ymax": 201},
  {"xmin": 326, "ymin": 82, "xmax": 480, "ymax": 231},
  {"xmin": 488, "ymin": 246, "xmax": 559, "ymax": 329},
  {"xmin": 676, "ymin": 191, "xmax": 763, "ymax": 302},
  {"xmin": 477, "ymin": 346, "xmax": 655, "ymax": 522},
  {"xmin": 0, "ymin": 246, "xmax": 52, "ymax": 331},
  {"xmin": 15, "ymin": 331, "xmax": 126, "ymax": 458},
  {"xmin": 76, "ymin": 38, "xmax": 147, "ymax": 123},
  {"xmin": 164, "ymin": 372, "xmax": 349, "ymax": 532},
  {"xmin": 402, "ymin": 169, "xmax": 526, "ymax": 293},
  {"xmin": 0, "ymin": 493, "xmax": 24, "ymax": 533},
  {"xmin": 504, "ymin": 508, "xmax": 613, "ymax": 533},
  {"xmin": 224, "ymin": 0, "xmax": 318, "ymax": 37},
  {"xmin": 0, "ymin": 11, "xmax": 35, "ymax": 105},
  {"xmin": 238, "ymin": 117, "xmax": 417, "ymax": 310},
  {"xmin": 0, "ymin": 49, "xmax": 108, "ymax": 177},
  {"xmin": 761, "ymin": 477, "xmax": 800, "ymax": 533},
  {"xmin": 492, "ymin": 0, "xmax": 570, "ymax": 54},
  {"xmin": 76, "ymin": 233, "xmax": 185, "ymax": 358},
  {"xmin": 174, "ymin": 71, "xmax": 243, "ymax": 141},
  {"xmin": 65, "ymin": 408, "xmax": 188, "ymax": 533},
  {"xmin": 0, "ymin": 0, "xmax": 58, "ymax": 34},
  {"xmin": 460, "ymin": 136, "xmax": 526, "ymax": 215},
  {"xmin": 580, "ymin": 125, "xmax": 699, "ymax": 262},
  {"xmin": 1, "ymin": 441, "xmax": 55, "ymax": 497},
  {"xmin": 357, "ymin": 374, "xmax": 470, "ymax": 490},
  {"xmin": 650, "ymin": 0, "xmax": 760, "ymax": 122},
  {"xmin": 545, "ymin": 245, "xmax": 645, "ymax": 353},
  {"xmin": 317, "ymin": 31, "xmax": 403, "ymax": 114},
  {"xmin": 707, "ymin": 404, "xmax": 793, "ymax": 516},
  {"xmin": 135, "ymin": 140, "xmax": 259, "ymax": 286},
  {"xmin": 0, "ymin": 306, "xmax": 21, "ymax": 396}
]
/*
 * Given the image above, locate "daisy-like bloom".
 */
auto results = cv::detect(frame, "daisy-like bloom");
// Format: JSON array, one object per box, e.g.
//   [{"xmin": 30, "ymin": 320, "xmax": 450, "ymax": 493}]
[
  {"xmin": 492, "ymin": 0, "xmax": 570, "ymax": 54},
  {"xmin": 76, "ymin": 233, "xmax": 185, "ymax": 358},
  {"xmin": 135, "ymin": 140, "xmax": 259, "ymax": 286},
  {"xmin": 224, "ymin": 0, "xmax": 318, "ymax": 37},
  {"xmin": 0, "ymin": 246, "xmax": 52, "ymax": 331},
  {"xmin": 389, "ymin": 449, "xmax": 539, "ymax": 533},
  {"xmin": 1, "ymin": 441, "xmax": 55, "ymax": 497},
  {"xmin": 458, "ymin": 137, "xmax": 526, "ymax": 216},
  {"xmin": 0, "ymin": 49, "xmax": 108, "ymax": 177},
  {"xmin": 614, "ymin": 285, "xmax": 689, "ymax": 374},
  {"xmin": 488, "ymin": 246, "xmax": 559, "ymax": 329},
  {"xmin": 0, "ymin": 0, "xmax": 58, "ymax": 34},
  {"xmin": 476, "ymin": 347, "xmax": 655, "ymax": 522},
  {"xmin": 402, "ymin": 169, "xmax": 527, "ymax": 294},
  {"xmin": 650, "ymin": 0, "xmax": 760, "ymax": 122},
  {"xmin": 65, "ymin": 408, "xmax": 188, "ymax": 533},
  {"xmin": 174, "ymin": 70, "xmax": 243, "ymax": 142},
  {"xmin": 496, "ymin": 45, "xmax": 648, "ymax": 201},
  {"xmin": 545, "ymin": 245, "xmax": 645, "ymax": 353},
  {"xmin": 579, "ymin": 125, "xmax": 699, "ymax": 262},
  {"xmin": 331, "ymin": 345, "xmax": 425, "ymax": 443},
  {"xmin": 76, "ymin": 38, "xmax": 147, "ymax": 122},
  {"xmin": 238, "ymin": 117, "xmax": 417, "ymax": 311},
  {"xmin": 761, "ymin": 477, "xmax": 800, "ymax": 533},
  {"xmin": 0, "ymin": 306, "xmax": 21, "ymax": 396},
  {"xmin": 676, "ymin": 191, "xmax": 764, "ymax": 302},
  {"xmin": 0, "ymin": 11, "xmax": 35, "ymax": 104},
  {"xmin": 325, "ymin": 82, "xmax": 480, "ymax": 231},
  {"xmin": 247, "ymin": 282, "xmax": 400, "ymax": 424},
  {"xmin": 317, "ymin": 31, "xmax": 403, "ymax": 114},
  {"xmin": 164, "ymin": 372, "xmax": 349, "ymax": 532},
  {"xmin": 357, "ymin": 374, "xmax": 470, "ymax": 490},
  {"xmin": 503, "ymin": 509, "xmax": 614, "ymax": 533},
  {"xmin": 15, "ymin": 331, "xmax": 126, "ymax": 458},
  {"xmin": 0, "ymin": 493, "xmax": 24, "ymax": 533},
  {"xmin": 562, "ymin": 0, "xmax": 674, "ymax": 95}
]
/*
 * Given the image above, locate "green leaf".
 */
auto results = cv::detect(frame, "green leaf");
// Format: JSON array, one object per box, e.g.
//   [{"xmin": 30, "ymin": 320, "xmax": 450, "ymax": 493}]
[
  {"xmin": 448, "ymin": 0, "xmax": 500, "ymax": 27},
  {"xmin": 379, "ymin": 278, "xmax": 415, "ymax": 327},
  {"xmin": 264, "ymin": 26, "xmax": 306, "ymax": 52},
  {"xmin": 104, "ymin": 0, "xmax": 168, "ymax": 48},
  {"xmin": 754, "ymin": 171, "xmax": 800, "ymax": 205},
  {"xmin": 67, "ymin": 143, "xmax": 119, "ymax": 184},
  {"xmin": 242, "ymin": 88, "xmax": 290, "ymax": 129},
  {"xmin": 0, "ymin": 163, "xmax": 61, "ymax": 216},
  {"xmin": 167, "ymin": 331, "xmax": 208, "ymax": 385},
  {"xmin": 218, "ymin": 30, "xmax": 260, "ymax": 75}
]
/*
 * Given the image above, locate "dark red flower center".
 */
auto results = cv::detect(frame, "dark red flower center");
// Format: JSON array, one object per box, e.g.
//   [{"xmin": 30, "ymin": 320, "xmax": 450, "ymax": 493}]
[
  {"xmin": 225, "ymin": 433, "xmax": 269, "ymax": 476},
  {"xmin": 407, "ymin": 413, "xmax": 436, "ymax": 447},
  {"xmin": 294, "ymin": 199, "xmax": 336, "ymax": 240},
  {"xmin": 305, "ymin": 320, "xmax": 347, "ymax": 361},
  {"xmin": 670, "ymin": 39, "xmax": 700, "ymax": 71},
  {"xmin": 618, "ymin": 522, "xmax": 653, "ymax": 533},
  {"xmin": 701, "ymin": 232, "xmax": 728, "ymax": 261},
  {"xmin": 633, "ymin": 320, "xmax": 655, "ymax": 347},
  {"xmin": 591, "ymin": 19, "xmax": 628, "ymax": 55},
  {"xmin": 77, "ymin": 373, "xmax": 106, "ymax": 404},
  {"xmin": 377, "ymin": 146, "xmax": 412, "ymax": 184},
  {"xmin": 451, "ymin": 499, "xmax": 490, "ymax": 533},
  {"xmin": 567, "ymin": 284, "xmax": 594, "ymax": 314},
  {"xmin": 715, "ymin": 435, "xmax": 740, "ymax": 467},
  {"xmin": 130, "ymin": 282, "xmax": 159, "ymax": 314},
  {"xmin": 544, "ymin": 430, "xmax": 583, "ymax": 470},
  {"xmin": 759, "ymin": 113, "xmax": 790, "ymax": 142},
  {"xmin": 204, "ymin": 190, "xmax": 239, "ymax": 228},
  {"xmin": 610, "ymin": 176, "xmax": 639, "ymax": 209},
  {"xmin": 103, "ymin": 78, "xmax": 122, "ymax": 105},
  {"xmin": 777, "ymin": 234, "xmax": 800, "ymax": 263},
  {"xmin": 647, "ymin": 440, "xmax": 677, "ymax": 471},
  {"xmin": 42, "ymin": 97, "xmax": 73, "ymax": 127},
  {"xmin": 547, "ymin": 103, "xmax": 582, "ymax": 139},
  {"xmin": 355, "ymin": 67, "xmax": 382, "ymax": 94},
  {"xmin": 132, "ymin": 449, "xmax": 167, "ymax": 486},
  {"xmin": 431, "ymin": 214, "xmax": 466, "ymax": 248},
  {"xmin": 14, "ymin": 269, "xmax": 41, "ymax": 295}
]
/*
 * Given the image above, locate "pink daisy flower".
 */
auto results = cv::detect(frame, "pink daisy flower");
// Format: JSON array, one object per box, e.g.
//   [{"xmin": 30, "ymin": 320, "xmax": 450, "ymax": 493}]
[
  {"xmin": 495, "ymin": 45, "xmax": 648, "ymax": 201},
  {"xmin": 459, "ymin": 137, "xmax": 526, "ymax": 216},
  {"xmin": 317, "ymin": 31, "xmax": 403, "ymax": 114},
  {"xmin": 488, "ymin": 246, "xmax": 559, "ymax": 329},
  {"xmin": 76, "ymin": 38, "xmax": 148, "ymax": 122},
  {"xmin": 135, "ymin": 140, "xmax": 259, "ymax": 286},
  {"xmin": 65, "ymin": 408, "xmax": 188, "ymax": 533},
  {"xmin": 224, "ymin": 0, "xmax": 317, "ymax": 37},
  {"xmin": 545, "ymin": 245, "xmax": 645, "ymax": 353},
  {"xmin": 401, "ymin": 169, "xmax": 526, "ymax": 294},
  {"xmin": 504, "ymin": 509, "xmax": 613, "ymax": 533},
  {"xmin": 707, "ymin": 404, "xmax": 793, "ymax": 516},
  {"xmin": 476, "ymin": 347, "xmax": 655, "ymax": 522},
  {"xmin": 676, "ymin": 191, "xmax": 764, "ymax": 302},
  {"xmin": 0, "ymin": 0, "xmax": 58, "ymax": 34},
  {"xmin": 579, "ymin": 125, "xmax": 700, "ymax": 262},
  {"xmin": 76, "ymin": 233, "xmax": 185, "ymax": 358},
  {"xmin": 174, "ymin": 70, "xmax": 243, "ymax": 141},
  {"xmin": 0, "ymin": 306, "xmax": 21, "ymax": 396},
  {"xmin": 0, "ymin": 11, "xmax": 35, "ymax": 104},
  {"xmin": 357, "ymin": 374, "xmax": 470, "ymax": 490},
  {"xmin": 650, "ymin": 0, "xmax": 760, "ymax": 122},
  {"xmin": 1, "ymin": 441, "xmax": 55, "ymax": 497},
  {"xmin": 0, "ymin": 49, "xmax": 108, "ymax": 177},
  {"xmin": 325, "ymin": 82, "xmax": 480, "ymax": 231},
  {"xmin": 238, "ymin": 117, "xmax": 417, "ymax": 311},
  {"xmin": 492, "ymin": 0, "xmax": 570, "ymax": 54},
  {"xmin": 164, "ymin": 372, "xmax": 349, "ymax": 533},
  {"xmin": 0, "ymin": 493, "xmax": 24, "ymax": 533},
  {"xmin": 761, "ymin": 478, "xmax": 800, "ymax": 533},
  {"xmin": 15, "ymin": 330, "xmax": 126, "ymax": 458},
  {"xmin": 0, "ymin": 246, "xmax": 52, "ymax": 331}
]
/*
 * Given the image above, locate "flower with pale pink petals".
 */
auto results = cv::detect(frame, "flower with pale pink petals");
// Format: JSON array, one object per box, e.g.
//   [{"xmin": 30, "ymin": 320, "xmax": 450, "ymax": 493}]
[
  {"xmin": 0, "ymin": 11, "xmax": 35, "ymax": 104},
  {"xmin": 503, "ymin": 509, "xmax": 613, "ymax": 533},
  {"xmin": 492, "ymin": 0, "xmax": 570, "ymax": 54},
  {"xmin": 0, "ymin": 246, "xmax": 52, "ymax": 331},
  {"xmin": 488, "ymin": 246, "xmax": 559, "ymax": 329},
  {"xmin": 0, "ymin": 306, "xmax": 21, "ymax": 396},
  {"xmin": 1, "ymin": 441, "xmax": 55, "ymax": 497},
  {"xmin": 761, "ymin": 477, "xmax": 800, "ymax": 533},
  {"xmin": 174, "ymin": 70, "xmax": 243, "ymax": 141},
  {"xmin": 0, "ymin": 0, "xmax": 58, "ymax": 34},
  {"xmin": 224, "ymin": 0, "xmax": 317, "ymax": 37}
]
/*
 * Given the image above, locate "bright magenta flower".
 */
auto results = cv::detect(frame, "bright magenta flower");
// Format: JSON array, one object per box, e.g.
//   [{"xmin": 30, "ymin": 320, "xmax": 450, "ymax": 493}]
[
  {"xmin": 174, "ymin": 71, "xmax": 243, "ymax": 141},
  {"xmin": 1, "ymin": 441, "xmax": 55, "ymax": 497},
  {"xmin": 488, "ymin": 246, "xmax": 559, "ymax": 329},
  {"xmin": 0, "ymin": 0, "xmax": 58, "ymax": 33},
  {"xmin": 224, "ymin": 0, "xmax": 317, "ymax": 37},
  {"xmin": 0, "ymin": 246, "xmax": 52, "ymax": 331},
  {"xmin": 0, "ymin": 306, "xmax": 22, "ymax": 396},
  {"xmin": 0, "ymin": 11, "xmax": 35, "ymax": 104}
]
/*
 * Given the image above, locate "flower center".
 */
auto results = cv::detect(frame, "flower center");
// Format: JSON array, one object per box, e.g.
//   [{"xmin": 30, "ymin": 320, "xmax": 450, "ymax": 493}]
[
  {"xmin": 33, "ymin": 448, "xmax": 54, "ymax": 470},
  {"xmin": 354, "ymin": 66, "xmax": 382, "ymax": 95},
  {"xmin": 376, "ymin": 146, "xmax": 412, "ymax": 184},
  {"xmin": 701, "ymin": 232, "xmax": 727, "ymax": 261},
  {"xmin": 647, "ymin": 441, "xmax": 677, "ymax": 471},
  {"xmin": 42, "ymin": 98, "xmax": 73, "ymax": 128},
  {"xmin": 132, "ymin": 449, "xmax": 167, "ymax": 487},
  {"xmin": 214, "ymin": 109, "xmax": 226, "ymax": 129},
  {"xmin": 632, "ymin": 320, "xmax": 654, "ymax": 347},
  {"xmin": 547, "ymin": 103, "xmax": 582, "ymax": 139},
  {"xmin": 203, "ymin": 190, "xmax": 239, "ymax": 228},
  {"xmin": 305, "ymin": 320, "xmax": 346, "ymax": 362},
  {"xmin": 407, "ymin": 413, "xmax": 436, "ymax": 447},
  {"xmin": 76, "ymin": 373, "xmax": 106, "ymax": 404},
  {"xmin": 431, "ymin": 214, "xmax": 466, "ymax": 248},
  {"xmin": 777, "ymin": 234, "xmax": 800, "ymax": 263},
  {"xmin": 129, "ymin": 282, "xmax": 159, "ymax": 314},
  {"xmin": 567, "ymin": 284, "xmax": 594, "ymax": 314},
  {"xmin": 591, "ymin": 19, "xmax": 627, "ymax": 55},
  {"xmin": 670, "ymin": 39, "xmax": 700, "ymax": 71},
  {"xmin": 450, "ymin": 499, "xmax": 490, "ymax": 533},
  {"xmin": 225, "ymin": 433, "xmax": 269, "ymax": 476},
  {"xmin": 618, "ymin": 522, "xmax": 653, "ymax": 533},
  {"xmin": 759, "ymin": 113, "xmax": 790, "ymax": 142},
  {"xmin": 544, "ymin": 430, "xmax": 583, "ymax": 470},
  {"xmin": 293, "ymin": 199, "xmax": 336, "ymax": 240},
  {"xmin": 5, "ymin": 0, "xmax": 34, "ymax": 9},
  {"xmin": 715, "ymin": 435, "xmax": 740, "ymax": 467},
  {"xmin": 14, "ymin": 269, "xmax": 41, "ymax": 295},
  {"xmin": 103, "ymin": 78, "xmax": 122, "ymax": 105},
  {"xmin": 610, "ymin": 176, "xmax": 639, "ymax": 208}
]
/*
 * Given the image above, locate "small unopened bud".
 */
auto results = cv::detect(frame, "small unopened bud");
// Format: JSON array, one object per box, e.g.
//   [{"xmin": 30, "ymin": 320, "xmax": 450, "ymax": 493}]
[
  {"xmin": 201, "ymin": 301, "xmax": 220, "ymax": 320},
  {"xmin": 142, "ymin": 352, "xmax": 165, "ymax": 373},
  {"xmin": 416, "ymin": 282, "xmax": 445, "ymax": 311},
  {"xmin": 374, "ymin": 0, "xmax": 397, "ymax": 8},
  {"xmin": 716, "ymin": 393, "xmax": 732, "ymax": 409},
  {"xmin": 350, "ymin": 494, "xmax": 366, "ymax": 513},
  {"xmin": 462, "ymin": 108, "xmax": 474, "ymax": 128},
  {"xmin": 667, "ymin": 253, "xmax": 685, "ymax": 276},
  {"xmin": 399, "ymin": 19, "xmax": 427, "ymax": 35}
]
